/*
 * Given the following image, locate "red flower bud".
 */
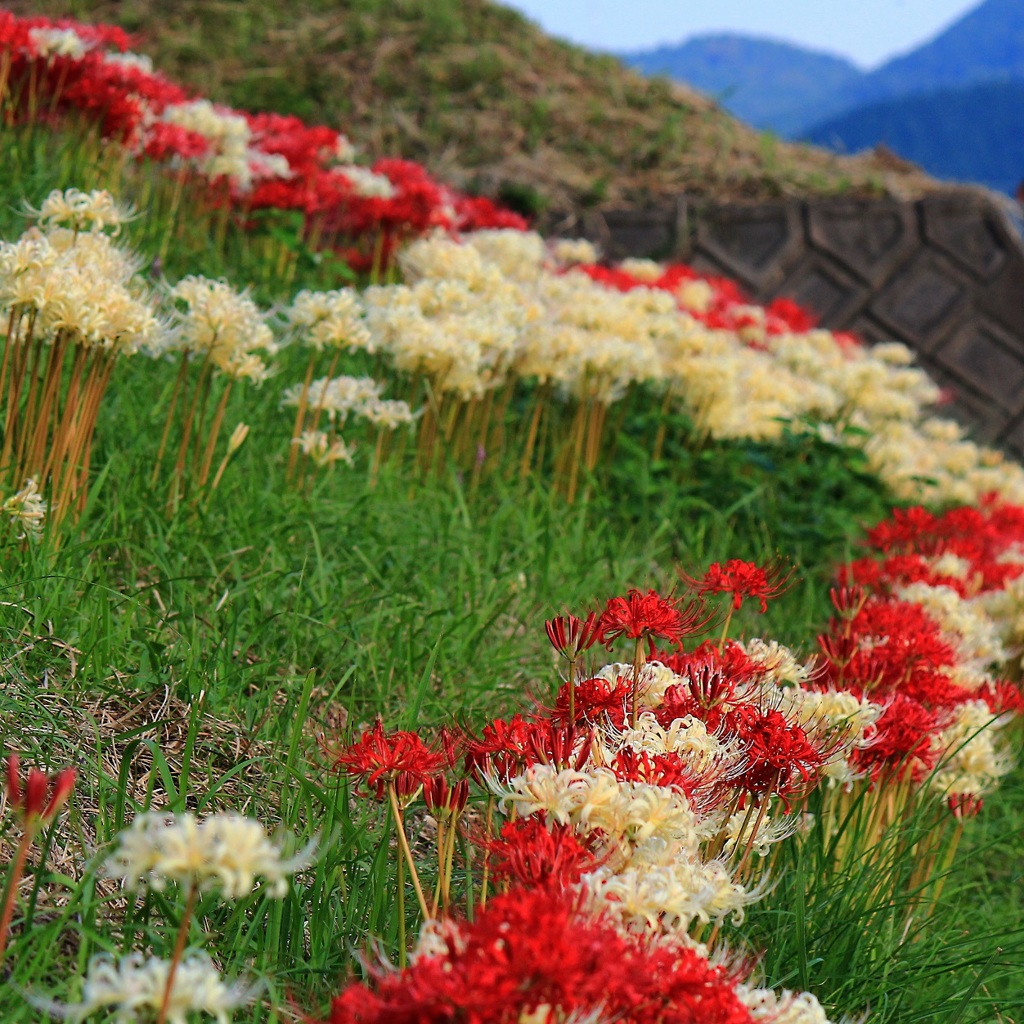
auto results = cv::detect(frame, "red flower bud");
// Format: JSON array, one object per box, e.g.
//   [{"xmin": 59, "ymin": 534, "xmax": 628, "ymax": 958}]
[{"xmin": 5, "ymin": 754, "xmax": 76, "ymax": 826}]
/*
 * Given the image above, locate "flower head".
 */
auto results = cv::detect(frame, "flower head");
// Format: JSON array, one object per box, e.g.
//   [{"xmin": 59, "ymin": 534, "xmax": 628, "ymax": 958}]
[
  {"xmin": 26, "ymin": 187, "xmax": 135, "ymax": 236},
  {"xmin": 49, "ymin": 951, "xmax": 257, "ymax": 1024},
  {"xmin": 3, "ymin": 479, "xmax": 47, "ymax": 540},
  {"xmin": 332, "ymin": 719, "xmax": 447, "ymax": 800},
  {"xmin": 597, "ymin": 588, "xmax": 711, "ymax": 651},
  {"xmin": 680, "ymin": 559, "xmax": 795, "ymax": 613},
  {"xmin": 545, "ymin": 611, "xmax": 601, "ymax": 661},
  {"xmin": 104, "ymin": 811, "xmax": 311, "ymax": 898}
]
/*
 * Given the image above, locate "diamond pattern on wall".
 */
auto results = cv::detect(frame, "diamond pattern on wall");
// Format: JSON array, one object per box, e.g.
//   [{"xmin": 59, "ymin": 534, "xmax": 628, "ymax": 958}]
[
  {"xmin": 871, "ymin": 252, "xmax": 970, "ymax": 347},
  {"xmin": 807, "ymin": 201, "xmax": 917, "ymax": 285},
  {"xmin": 774, "ymin": 254, "xmax": 867, "ymax": 327},
  {"xmin": 694, "ymin": 203, "xmax": 803, "ymax": 291},
  {"xmin": 923, "ymin": 197, "xmax": 1009, "ymax": 281},
  {"xmin": 932, "ymin": 317, "xmax": 1024, "ymax": 412}
]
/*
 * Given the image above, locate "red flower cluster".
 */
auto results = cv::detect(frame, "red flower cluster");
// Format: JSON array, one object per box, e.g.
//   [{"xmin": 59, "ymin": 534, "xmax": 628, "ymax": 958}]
[
  {"xmin": 848, "ymin": 498, "xmax": 1024, "ymax": 596},
  {"xmin": 679, "ymin": 559, "xmax": 794, "ymax": 613},
  {"xmin": 485, "ymin": 817, "xmax": 597, "ymax": 890},
  {"xmin": 332, "ymin": 719, "xmax": 448, "ymax": 800},
  {"xmin": 326, "ymin": 886, "xmax": 756, "ymax": 1024},
  {"xmin": 597, "ymin": 588, "xmax": 711, "ymax": 652}
]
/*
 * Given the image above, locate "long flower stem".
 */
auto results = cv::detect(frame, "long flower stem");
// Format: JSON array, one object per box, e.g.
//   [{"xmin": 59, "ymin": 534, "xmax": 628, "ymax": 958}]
[
  {"xmin": 156, "ymin": 881, "xmax": 199, "ymax": 1024},
  {"xmin": 480, "ymin": 794, "xmax": 495, "ymax": 909},
  {"xmin": 387, "ymin": 782, "xmax": 431, "ymax": 921},
  {"xmin": 286, "ymin": 353, "xmax": 317, "ymax": 482},
  {"xmin": 718, "ymin": 606, "xmax": 735, "ymax": 651},
  {"xmin": 197, "ymin": 381, "xmax": 233, "ymax": 489},
  {"xmin": 0, "ymin": 826, "xmax": 34, "ymax": 965},
  {"xmin": 152, "ymin": 352, "xmax": 190, "ymax": 487},
  {"xmin": 630, "ymin": 636, "xmax": 646, "ymax": 728}
]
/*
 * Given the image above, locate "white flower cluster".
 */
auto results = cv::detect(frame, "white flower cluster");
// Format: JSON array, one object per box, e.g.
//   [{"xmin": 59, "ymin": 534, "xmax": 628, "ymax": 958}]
[
  {"xmin": 161, "ymin": 276, "xmax": 275, "ymax": 382},
  {"xmin": 286, "ymin": 287, "xmax": 374, "ymax": 352},
  {"xmin": 354, "ymin": 229, "xmax": 1024, "ymax": 507},
  {"xmin": 931, "ymin": 699, "xmax": 1015, "ymax": 798},
  {"xmin": 26, "ymin": 187, "xmax": 134, "ymax": 235},
  {"xmin": 105, "ymin": 810, "xmax": 312, "ymax": 898},
  {"xmin": 160, "ymin": 100, "xmax": 289, "ymax": 191},
  {"xmin": 495, "ymin": 763, "xmax": 752, "ymax": 934},
  {"xmin": 337, "ymin": 165, "xmax": 397, "ymax": 200},
  {"xmin": 0, "ymin": 224, "xmax": 159, "ymax": 352},
  {"xmin": 28, "ymin": 26, "xmax": 89, "ymax": 59},
  {"xmin": 281, "ymin": 375, "xmax": 414, "ymax": 429},
  {"xmin": 49, "ymin": 951, "xmax": 257, "ymax": 1024},
  {"xmin": 292, "ymin": 429, "xmax": 355, "ymax": 468}
]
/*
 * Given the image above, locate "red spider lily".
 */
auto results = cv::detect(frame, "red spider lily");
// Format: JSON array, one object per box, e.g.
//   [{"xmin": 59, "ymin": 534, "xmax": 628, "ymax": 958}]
[
  {"xmin": 679, "ymin": 558, "xmax": 795, "ymax": 613},
  {"xmin": 332, "ymin": 719, "xmax": 446, "ymax": 800},
  {"xmin": 856, "ymin": 499, "xmax": 1024, "ymax": 594},
  {"xmin": 651, "ymin": 642, "xmax": 763, "ymax": 730},
  {"xmin": 597, "ymin": 588, "xmax": 711, "ymax": 652},
  {"xmin": 820, "ymin": 596, "xmax": 960, "ymax": 704},
  {"xmin": 523, "ymin": 722, "xmax": 594, "ymax": 771},
  {"xmin": 0, "ymin": 11, "xmax": 524, "ymax": 262},
  {"xmin": 978, "ymin": 680, "xmax": 1024, "ymax": 716},
  {"xmin": 325, "ymin": 886, "xmax": 756, "ymax": 1024},
  {"xmin": 544, "ymin": 611, "xmax": 600, "ymax": 660},
  {"xmin": 850, "ymin": 694, "xmax": 943, "ymax": 782},
  {"xmin": 830, "ymin": 584, "xmax": 868, "ymax": 619},
  {"xmin": 5, "ymin": 754, "xmax": 76, "ymax": 827},
  {"xmin": 463, "ymin": 714, "xmax": 536, "ymax": 783},
  {"xmin": 551, "ymin": 673, "xmax": 631, "ymax": 728},
  {"xmin": 609, "ymin": 747, "xmax": 696, "ymax": 791},
  {"xmin": 724, "ymin": 705, "xmax": 827, "ymax": 799},
  {"xmin": 484, "ymin": 817, "xmax": 597, "ymax": 890},
  {"xmin": 465, "ymin": 716, "xmax": 593, "ymax": 782}
]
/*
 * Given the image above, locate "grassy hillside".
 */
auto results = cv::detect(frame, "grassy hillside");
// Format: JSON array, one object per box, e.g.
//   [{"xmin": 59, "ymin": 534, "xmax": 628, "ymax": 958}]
[{"xmin": 3, "ymin": 0, "xmax": 940, "ymax": 219}]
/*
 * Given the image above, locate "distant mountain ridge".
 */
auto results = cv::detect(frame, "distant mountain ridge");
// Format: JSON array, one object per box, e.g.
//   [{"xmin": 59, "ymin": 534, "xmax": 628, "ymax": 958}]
[
  {"xmin": 623, "ymin": 0, "xmax": 1024, "ymax": 194},
  {"xmin": 622, "ymin": 35, "xmax": 863, "ymax": 135},
  {"xmin": 802, "ymin": 0, "xmax": 1024, "ymax": 129},
  {"xmin": 804, "ymin": 79, "xmax": 1024, "ymax": 196}
]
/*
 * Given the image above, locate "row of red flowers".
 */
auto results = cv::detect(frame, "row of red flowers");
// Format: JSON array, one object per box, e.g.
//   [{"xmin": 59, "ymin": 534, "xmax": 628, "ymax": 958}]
[
  {"xmin": 323, "ymin": 500, "xmax": 1024, "ymax": 1021},
  {"xmin": 0, "ymin": 11, "xmax": 525, "ymax": 270}
]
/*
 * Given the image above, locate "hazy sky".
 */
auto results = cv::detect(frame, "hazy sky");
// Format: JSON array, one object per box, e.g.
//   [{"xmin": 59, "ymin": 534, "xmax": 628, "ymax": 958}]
[{"xmin": 500, "ymin": 0, "xmax": 981, "ymax": 69}]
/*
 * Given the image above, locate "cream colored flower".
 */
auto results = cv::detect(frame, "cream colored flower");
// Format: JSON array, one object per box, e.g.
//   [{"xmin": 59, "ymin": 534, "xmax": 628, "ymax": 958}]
[
  {"xmin": 338, "ymin": 165, "xmax": 396, "ymax": 199},
  {"xmin": 162, "ymin": 276, "xmax": 274, "ymax": 375},
  {"xmin": 287, "ymin": 288, "xmax": 373, "ymax": 352},
  {"xmin": 105, "ymin": 811, "xmax": 312, "ymax": 898},
  {"xmin": 736, "ymin": 985, "xmax": 836, "ymax": 1024},
  {"xmin": 0, "ymin": 226, "xmax": 159, "ymax": 352},
  {"xmin": 291, "ymin": 430, "xmax": 354, "ymax": 468},
  {"xmin": 3, "ymin": 478, "xmax": 47, "ymax": 540},
  {"xmin": 550, "ymin": 237, "xmax": 599, "ymax": 267},
  {"xmin": 53, "ymin": 951, "xmax": 257, "ymax": 1024},
  {"xmin": 27, "ymin": 188, "xmax": 134, "ymax": 235},
  {"xmin": 28, "ymin": 26, "xmax": 88, "ymax": 58}
]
